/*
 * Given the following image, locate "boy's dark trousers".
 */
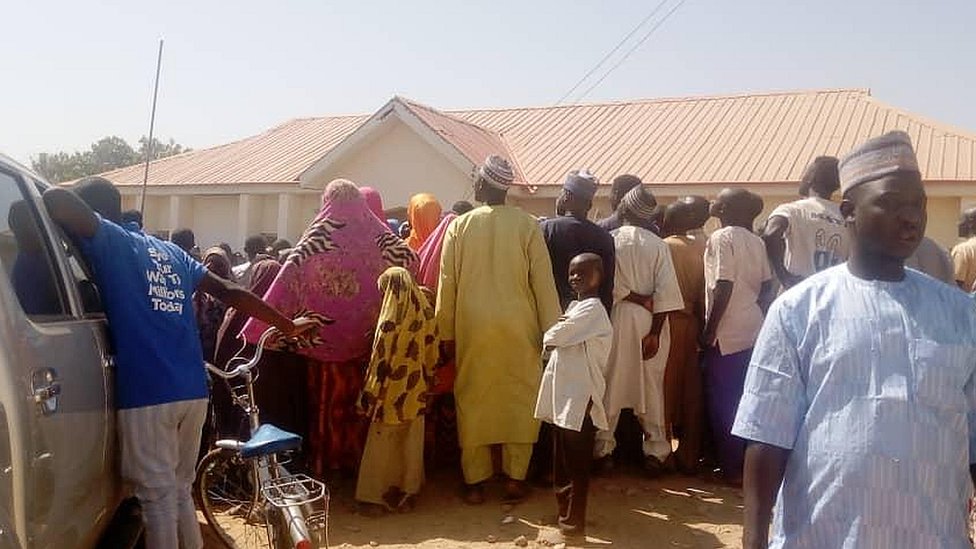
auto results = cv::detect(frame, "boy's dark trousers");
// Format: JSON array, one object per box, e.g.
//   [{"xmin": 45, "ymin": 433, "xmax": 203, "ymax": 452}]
[{"xmin": 552, "ymin": 411, "xmax": 596, "ymax": 535}]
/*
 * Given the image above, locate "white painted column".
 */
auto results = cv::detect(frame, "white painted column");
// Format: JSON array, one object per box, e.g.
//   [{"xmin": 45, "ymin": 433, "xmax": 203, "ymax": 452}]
[
  {"xmin": 168, "ymin": 195, "xmax": 189, "ymax": 232},
  {"xmin": 237, "ymin": 194, "xmax": 261, "ymax": 249},
  {"xmin": 277, "ymin": 193, "xmax": 296, "ymax": 243}
]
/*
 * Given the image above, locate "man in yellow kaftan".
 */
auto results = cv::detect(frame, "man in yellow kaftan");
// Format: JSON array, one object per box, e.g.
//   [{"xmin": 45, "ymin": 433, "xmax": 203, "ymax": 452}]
[{"xmin": 436, "ymin": 155, "xmax": 561, "ymax": 504}]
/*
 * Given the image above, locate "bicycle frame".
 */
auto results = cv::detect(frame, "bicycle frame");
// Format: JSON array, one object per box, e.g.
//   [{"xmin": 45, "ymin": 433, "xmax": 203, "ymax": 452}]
[{"xmin": 205, "ymin": 328, "xmax": 325, "ymax": 548}]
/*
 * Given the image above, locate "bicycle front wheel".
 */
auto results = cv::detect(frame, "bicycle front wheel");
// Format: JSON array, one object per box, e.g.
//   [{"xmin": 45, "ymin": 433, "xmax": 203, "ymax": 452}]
[{"xmin": 195, "ymin": 447, "xmax": 280, "ymax": 549}]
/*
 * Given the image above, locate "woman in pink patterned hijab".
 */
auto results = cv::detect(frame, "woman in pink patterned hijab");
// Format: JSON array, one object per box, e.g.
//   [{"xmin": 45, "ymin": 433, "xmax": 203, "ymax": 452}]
[{"xmin": 243, "ymin": 178, "xmax": 416, "ymax": 474}]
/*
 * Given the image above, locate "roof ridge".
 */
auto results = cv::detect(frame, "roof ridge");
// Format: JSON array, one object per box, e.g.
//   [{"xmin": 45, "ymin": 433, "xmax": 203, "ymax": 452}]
[
  {"xmin": 446, "ymin": 88, "xmax": 871, "ymax": 115},
  {"xmin": 395, "ymin": 96, "xmax": 501, "ymax": 136},
  {"xmin": 392, "ymin": 96, "xmax": 527, "ymax": 182}
]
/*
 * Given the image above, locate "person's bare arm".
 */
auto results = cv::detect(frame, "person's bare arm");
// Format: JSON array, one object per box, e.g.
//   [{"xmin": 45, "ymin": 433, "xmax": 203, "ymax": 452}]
[
  {"xmin": 197, "ymin": 272, "xmax": 304, "ymax": 336},
  {"xmin": 641, "ymin": 312, "xmax": 669, "ymax": 359},
  {"xmin": 624, "ymin": 292, "xmax": 654, "ymax": 313},
  {"xmin": 42, "ymin": 187, "xmax": 99, "ymax": 239},
  {"xmin": 762, "ymin": 216, "xmax": 802, "ymax": 289},
  {"xmin": 758, "ymin": 280, "xmax": 775, "ymax": 314},
  {"xmin": 742, "ymin": 442, "xmax": 790, "ymax": 549},
  {"xmin": 701, "ymin": 280, "xmax": 733, "ymax": 347}
]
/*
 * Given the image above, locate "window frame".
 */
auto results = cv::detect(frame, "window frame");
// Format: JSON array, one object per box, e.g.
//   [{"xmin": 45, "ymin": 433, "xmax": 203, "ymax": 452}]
[
  {"xmin": 0, "ymin": 166, "xmax": 76, "ymax": 322},
  {"xmin": 30, "ymin": 179, "xmax": 107, "ymax": 319}
]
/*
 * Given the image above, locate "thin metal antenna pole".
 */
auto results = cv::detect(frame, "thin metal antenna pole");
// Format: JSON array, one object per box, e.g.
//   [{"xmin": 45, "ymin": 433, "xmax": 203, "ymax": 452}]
[{"xmin": 140, "ymin": 38, "xmax": 164, "ymax": 215}]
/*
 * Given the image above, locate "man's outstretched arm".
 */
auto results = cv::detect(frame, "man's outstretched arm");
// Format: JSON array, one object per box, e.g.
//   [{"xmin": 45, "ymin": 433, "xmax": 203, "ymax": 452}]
[
  {"xmin": 197, "ymin": 272, "xmax": 309, "ymax": 337},
  {"xmin": 42, "ymin": 187, "xmax": 99, "ymax": 239}
]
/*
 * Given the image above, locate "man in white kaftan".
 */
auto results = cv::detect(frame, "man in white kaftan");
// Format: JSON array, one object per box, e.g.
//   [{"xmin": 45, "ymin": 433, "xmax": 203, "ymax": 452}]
[{"xmin": 594, "ymin": 185, "xmax": 684, "ymax": 469}]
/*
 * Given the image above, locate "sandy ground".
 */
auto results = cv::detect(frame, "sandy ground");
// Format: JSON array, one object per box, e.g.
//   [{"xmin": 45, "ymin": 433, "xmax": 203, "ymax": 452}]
[{"xmin": 201, "ymin": 469, "xmax": 743, "ymax": 548}]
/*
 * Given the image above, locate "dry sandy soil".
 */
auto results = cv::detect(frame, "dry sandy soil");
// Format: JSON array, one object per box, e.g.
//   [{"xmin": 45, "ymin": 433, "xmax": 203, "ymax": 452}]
[{"xmin": 201, "ymin": 469, "xmax": 744, "ymax": 548}]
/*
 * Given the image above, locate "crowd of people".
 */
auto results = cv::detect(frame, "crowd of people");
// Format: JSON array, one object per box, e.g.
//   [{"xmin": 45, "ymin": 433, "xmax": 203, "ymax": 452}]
[{"xmin": 38, "ymin": 128, "xmax": 976, "ymax": 548}]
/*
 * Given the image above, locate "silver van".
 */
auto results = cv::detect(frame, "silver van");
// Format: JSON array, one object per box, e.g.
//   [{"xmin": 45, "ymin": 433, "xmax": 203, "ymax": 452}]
[{"xmin": 0, "ymin": 154, "xmax": 133, "ymax": 548}]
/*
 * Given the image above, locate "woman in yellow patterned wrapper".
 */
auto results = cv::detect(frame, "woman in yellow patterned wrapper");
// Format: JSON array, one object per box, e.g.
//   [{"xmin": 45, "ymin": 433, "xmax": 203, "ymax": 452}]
[{"xmin": 355, "ymin": 266, "xmax": 440, "ymax": 513}]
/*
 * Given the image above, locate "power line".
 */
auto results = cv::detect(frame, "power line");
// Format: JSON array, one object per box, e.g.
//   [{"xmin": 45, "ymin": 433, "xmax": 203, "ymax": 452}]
[
  {"xmin": 573, "ymin": 0, "xmax": 688, "ymax": 103},
  {"xmin": 555, "ymin": 0, "xmax": 670, "ymax": 105}
]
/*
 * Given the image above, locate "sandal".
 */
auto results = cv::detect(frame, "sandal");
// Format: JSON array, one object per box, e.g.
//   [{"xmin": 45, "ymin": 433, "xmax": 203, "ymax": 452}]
[{"xmin": 462, "ymin": 482, "xmax": 486, "ymax": 505}]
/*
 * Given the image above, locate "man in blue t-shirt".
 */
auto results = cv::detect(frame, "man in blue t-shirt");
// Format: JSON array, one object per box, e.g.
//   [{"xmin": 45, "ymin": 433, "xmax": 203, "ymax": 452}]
[{"xmin": 44, "ymin": 178, "xmax": 313, "ymax": 549}]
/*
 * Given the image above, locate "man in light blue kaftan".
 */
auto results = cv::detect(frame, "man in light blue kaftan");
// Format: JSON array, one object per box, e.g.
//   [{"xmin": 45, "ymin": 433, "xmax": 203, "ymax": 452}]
[
  {"xmin": 733, "ymin": 131, "xmax": 976, "ymax": 549},
  {"xmin": 733, "ymin": 265, "xmax": 976, "ymax": 547}
]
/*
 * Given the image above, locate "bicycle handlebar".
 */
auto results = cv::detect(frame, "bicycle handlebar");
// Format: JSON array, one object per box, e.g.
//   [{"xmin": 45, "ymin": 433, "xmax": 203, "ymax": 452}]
[{"xmin": 205, "ymin": 327, "xmax": 278, "ymax": 379}]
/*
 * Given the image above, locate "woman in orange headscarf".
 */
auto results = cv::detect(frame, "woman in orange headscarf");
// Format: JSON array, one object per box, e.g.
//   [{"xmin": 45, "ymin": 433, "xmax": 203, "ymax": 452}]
[{"xmin": 406, "ymin": 193, "xmax": 442, "ymax": 251}]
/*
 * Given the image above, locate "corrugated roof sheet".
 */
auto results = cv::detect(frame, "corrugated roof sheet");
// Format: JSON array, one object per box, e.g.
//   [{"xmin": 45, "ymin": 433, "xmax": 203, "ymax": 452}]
[
  {"xmin": 97, "ymin": 115, "xmax": 366, "ymax": 186},
  {"xmin": 398, "ymin": 98, "xmax": 528, "ymax": 184},
  {"xmin": 95, "ymin": 89, "xmax": 976, "ymax": 187}
]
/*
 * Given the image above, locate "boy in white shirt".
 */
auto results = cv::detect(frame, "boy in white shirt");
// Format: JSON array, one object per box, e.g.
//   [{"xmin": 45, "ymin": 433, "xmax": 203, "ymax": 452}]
[
  {"xmin": 701, "ymin": 189, "xmax": 774, "ymax": 485},
  {"xmin": 534, "ymin": 253, "xmax": 613, "ymax": 538}
]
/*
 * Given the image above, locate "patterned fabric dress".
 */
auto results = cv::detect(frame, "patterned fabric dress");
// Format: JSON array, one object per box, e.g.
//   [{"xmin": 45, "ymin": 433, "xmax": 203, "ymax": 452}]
[
  {"xmin": 355, "ymin": 267, "xmax": 440, "ymax": 509},
  {"xmin": 243, "ymin": 180, "xmax": 417, "ymax": 476}
]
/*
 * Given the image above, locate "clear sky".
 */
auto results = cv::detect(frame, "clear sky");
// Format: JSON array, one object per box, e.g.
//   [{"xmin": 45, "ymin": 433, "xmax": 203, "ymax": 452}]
[{"xmin": 3, "ymin": 0, "xmax": 975, "ymax": 166}]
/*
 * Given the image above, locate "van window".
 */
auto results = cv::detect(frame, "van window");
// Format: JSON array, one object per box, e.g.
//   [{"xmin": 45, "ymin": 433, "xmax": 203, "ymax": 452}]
[
  {"xmin": 32, "ymin": 179, "xmax": 106, "ymax": 316},
  {"xmin": 0, "ymin": 170, "xmax": 69, "ymax": 321}
]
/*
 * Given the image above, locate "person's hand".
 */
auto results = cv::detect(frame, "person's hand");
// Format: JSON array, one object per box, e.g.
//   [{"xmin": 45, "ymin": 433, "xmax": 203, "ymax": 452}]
[
  {"xmin": 624, "ymin": 292, "xmax": 655, "ymax": 314},
  {"xmin": 285, "ymin": 316, "xmax": 320, "ymax": 338},
  {"xmin": 441, "ymin": 340, "xmax": 456, "ymax": 362},
  {"xmin": 698, "ymin": 328, "xmax": 716, "ymax": 350},
  {"xmin": 641, "ymin": 333, "xmax": 660, "ymax": 360}
]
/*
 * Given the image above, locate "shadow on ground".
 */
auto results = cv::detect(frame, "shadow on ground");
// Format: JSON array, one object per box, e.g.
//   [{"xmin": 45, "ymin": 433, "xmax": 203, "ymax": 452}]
[{"xmin": 201, "ymin": 468, "xmax": 743, "ymax": 548}]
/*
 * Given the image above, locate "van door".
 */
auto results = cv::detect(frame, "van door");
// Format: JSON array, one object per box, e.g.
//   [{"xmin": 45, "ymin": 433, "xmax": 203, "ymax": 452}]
[{"xmin": 0, "ymin": 167, "xmax": 116, "ymax": 548}]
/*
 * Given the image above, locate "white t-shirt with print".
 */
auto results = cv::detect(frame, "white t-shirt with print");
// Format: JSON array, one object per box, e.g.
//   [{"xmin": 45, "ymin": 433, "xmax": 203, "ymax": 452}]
[
  {"xmin": 705, "ymin": 226, "xmax": 772, "ymax": 356},
  {"xmin": 769, "ymin": 197, "xmax": 848, "ymax": 278}
]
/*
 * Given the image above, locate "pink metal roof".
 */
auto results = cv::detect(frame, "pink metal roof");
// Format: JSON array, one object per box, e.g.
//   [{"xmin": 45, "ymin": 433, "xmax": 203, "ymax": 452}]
[
  {"xmin": 96, "ymin": 89, "xmax": 976, "ymax": 187},
  {"xmin": 398, "ymin": 98, "xmax": 528, "ymax": 184},
  {"xmin": 97, "ymin": 115, "xmax": 366, "ymax": 186}
]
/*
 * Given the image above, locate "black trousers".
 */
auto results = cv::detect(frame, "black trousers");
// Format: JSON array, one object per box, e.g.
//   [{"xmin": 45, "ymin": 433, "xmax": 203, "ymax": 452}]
[{"xmin": 553, "ymin": 412, "xmax": 596, "ymax": 534}]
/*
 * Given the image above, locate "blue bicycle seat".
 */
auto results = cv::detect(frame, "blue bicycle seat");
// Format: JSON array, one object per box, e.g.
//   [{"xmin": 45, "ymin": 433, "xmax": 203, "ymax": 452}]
[{"xmin": 240, "ymin": 424, "xmax": 303, "ymax": 459}]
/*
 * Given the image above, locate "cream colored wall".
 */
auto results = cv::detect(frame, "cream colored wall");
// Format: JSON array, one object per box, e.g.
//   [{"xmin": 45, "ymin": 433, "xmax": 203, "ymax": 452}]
[
  {"xmin": 926, "ymin": 197, "xmax": 960, "ymax": 250},
  {"xmin": 321, "ymin": 119, "xmax": 475, "ymax": 211},
  {"xmin": 191, "ymin": 196, "xmax": 239, "ymax": 249}
]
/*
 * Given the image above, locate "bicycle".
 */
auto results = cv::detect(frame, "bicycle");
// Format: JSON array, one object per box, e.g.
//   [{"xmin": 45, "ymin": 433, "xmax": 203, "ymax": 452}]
[{"xmin": 195, "ymin": 327, "xmax": 329, "ymax": 549}]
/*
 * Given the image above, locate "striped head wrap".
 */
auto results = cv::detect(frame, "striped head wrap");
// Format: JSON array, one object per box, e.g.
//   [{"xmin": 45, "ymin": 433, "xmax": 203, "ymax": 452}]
[
  {"xmin": 478, "ymin": 155, "xmax": 515, "ymax": 189},
  {"xmin": 839, "ymin": 131, "xmax": 919, "ymax": 195},
  {"xmin": 620, "ymin": 185, "xmax": 657, "ymax": 222}
]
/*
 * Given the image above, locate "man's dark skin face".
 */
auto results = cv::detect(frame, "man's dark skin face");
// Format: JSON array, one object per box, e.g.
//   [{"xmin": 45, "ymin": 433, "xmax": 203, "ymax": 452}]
[
  {"xmin": 958, "ymin": 208, "xmax": 976, "ymax": 238},
  {"xmin": 556, "ymin": 189, "xmax": 591, "ymax": 218},
  {"xmin": 568, "ymin": 254, "xmax": 603, "ymax": 299},
  {"xmin": 840, "ymin": 172, "xmax": 926, "ymax": 272}
]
